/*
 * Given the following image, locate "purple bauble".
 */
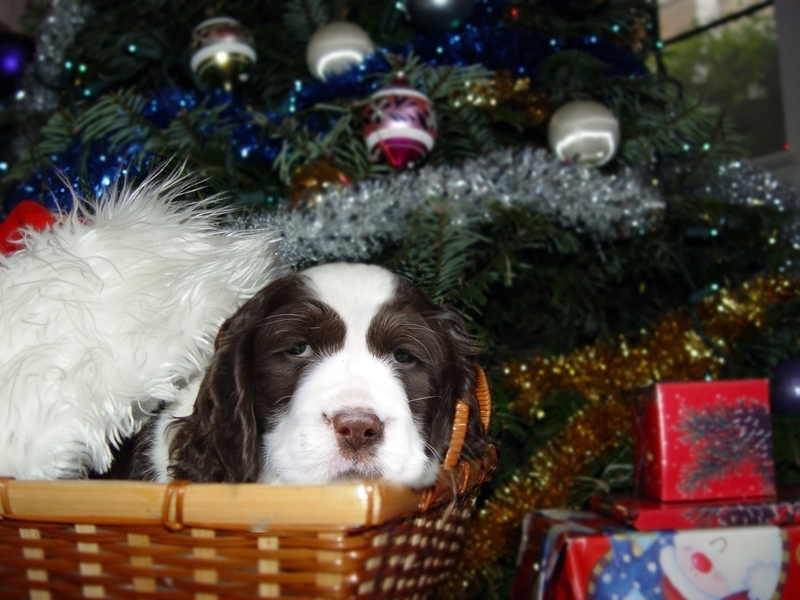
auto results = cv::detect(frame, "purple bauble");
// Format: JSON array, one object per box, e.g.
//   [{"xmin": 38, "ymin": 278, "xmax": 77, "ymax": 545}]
[
  {"xmin": 770, "ymin": 356, "xmax": 800, "ymax": 415},
  {"xmin": 0, "ymin": 31, "xmax": 33, "ymax": 101}
]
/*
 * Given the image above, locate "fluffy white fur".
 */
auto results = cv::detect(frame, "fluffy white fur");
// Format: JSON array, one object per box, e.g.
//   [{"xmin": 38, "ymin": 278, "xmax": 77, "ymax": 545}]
[{"xmin": 0, "ymin": 173, "xmax": 284, "ymax": 479}]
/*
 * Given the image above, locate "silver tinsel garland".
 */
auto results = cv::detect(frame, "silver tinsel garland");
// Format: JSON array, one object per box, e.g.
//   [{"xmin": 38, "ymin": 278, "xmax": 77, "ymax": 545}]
[
  {"xmin": 246, "ymin": 147, "xmax": 667, "ymax": 267},
  {"xmin": 20, "ymin": 0, "xmax": 92, "ymax": 112},
  {"xmin": 700, "ymin": 159, "xmax": 800, "ymax": 250}
]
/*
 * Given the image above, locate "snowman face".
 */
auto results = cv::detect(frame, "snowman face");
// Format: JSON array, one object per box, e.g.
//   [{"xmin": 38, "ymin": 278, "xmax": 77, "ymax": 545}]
[
  {"xmin": 665, "ymin": 527, "xmax": 783, "ymax": 600},
  {"xmin": 674, "ymin": 534, "xmax": 732, "ymax": 597}
]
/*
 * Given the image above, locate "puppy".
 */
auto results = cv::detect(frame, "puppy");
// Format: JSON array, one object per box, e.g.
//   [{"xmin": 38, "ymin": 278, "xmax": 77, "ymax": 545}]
[{"xmin": 120, "ymin": 262, "xmax": 490, "ymax": 487}]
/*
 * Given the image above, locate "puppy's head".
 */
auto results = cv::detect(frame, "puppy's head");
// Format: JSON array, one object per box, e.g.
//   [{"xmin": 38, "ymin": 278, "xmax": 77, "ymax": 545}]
[{"xmin": 169, "ymin": 262, "xmax": 490, "ymax": 486}]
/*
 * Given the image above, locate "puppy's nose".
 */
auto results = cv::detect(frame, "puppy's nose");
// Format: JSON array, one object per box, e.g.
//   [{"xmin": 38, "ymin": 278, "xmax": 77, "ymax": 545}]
[{"xmin": 332, "ymin": 411, "xmax": 383, "ymax": 451}]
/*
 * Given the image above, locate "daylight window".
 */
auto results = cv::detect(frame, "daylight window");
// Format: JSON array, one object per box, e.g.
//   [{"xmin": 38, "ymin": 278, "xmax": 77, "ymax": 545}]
[{"xmin": 657, "ymin": 0, "xmax": 785, "ymax": 158}]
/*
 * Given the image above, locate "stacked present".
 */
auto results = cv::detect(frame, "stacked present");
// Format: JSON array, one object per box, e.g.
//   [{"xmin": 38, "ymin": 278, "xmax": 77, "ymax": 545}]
[{"xmin": 513, "ymin": 379, "xmax": 800, "ymax": 600}]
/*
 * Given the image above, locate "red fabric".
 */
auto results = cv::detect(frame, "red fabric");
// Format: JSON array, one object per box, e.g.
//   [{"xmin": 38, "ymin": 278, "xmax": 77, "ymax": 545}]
[
  {"xmin": 0, "ymin": 200, "xmax": 56, "ymax": 255},
  {"xmin": 661, "ymin": 574, "xmax": 687, "ymax": 600}
]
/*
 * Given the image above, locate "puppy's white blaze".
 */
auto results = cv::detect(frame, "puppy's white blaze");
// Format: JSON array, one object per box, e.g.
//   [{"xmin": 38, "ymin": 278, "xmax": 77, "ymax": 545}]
[
  {"xmin": 303, "ymin": 263, "xmax": 397, "ymax": 341},
  {"xmin": 262, "ymin": 264, "xmax": 434, "ymax": 486}
]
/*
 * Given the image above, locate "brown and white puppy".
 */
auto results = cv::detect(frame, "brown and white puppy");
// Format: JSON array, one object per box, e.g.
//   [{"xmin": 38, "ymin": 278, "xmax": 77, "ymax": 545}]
[{"xmin": 121, "ymin": 262, "xmax": 490, "ymax": 486}]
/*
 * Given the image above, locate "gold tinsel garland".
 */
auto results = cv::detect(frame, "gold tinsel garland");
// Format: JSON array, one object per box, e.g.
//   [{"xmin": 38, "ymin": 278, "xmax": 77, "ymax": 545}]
[
  {"xmin": 454, "ymin": 70, "xmax": 554, "ymax": 127},
  {"xmin": 442, "ymin": 275, "xmax": 799, "ymax": 597},
  {"xmin": 506, "ymin": 276, "xmax": 799, "ymax": 414}
]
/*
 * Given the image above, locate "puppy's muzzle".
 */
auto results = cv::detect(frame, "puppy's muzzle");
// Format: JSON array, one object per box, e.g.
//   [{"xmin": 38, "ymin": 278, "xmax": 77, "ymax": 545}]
[{"xmin": 331, "ymin": 410, "xmax": 384, "ymax": 451}]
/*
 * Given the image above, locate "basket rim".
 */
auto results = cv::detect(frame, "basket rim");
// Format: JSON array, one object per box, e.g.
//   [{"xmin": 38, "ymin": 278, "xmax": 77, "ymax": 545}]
[{"xmin": 0, "ymin": 445, "xmax": 496, "ymax": 532}]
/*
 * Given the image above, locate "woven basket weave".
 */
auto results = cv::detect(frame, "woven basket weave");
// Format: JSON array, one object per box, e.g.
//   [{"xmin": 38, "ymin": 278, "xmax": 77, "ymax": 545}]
[{"xmin": 0, "ymin": 368, "xmax": 495, "ymax": 599}]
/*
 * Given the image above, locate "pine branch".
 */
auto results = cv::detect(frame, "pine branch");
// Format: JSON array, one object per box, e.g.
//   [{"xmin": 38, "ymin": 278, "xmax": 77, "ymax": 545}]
[
  {"xmin": 272, "ymin": 108, "xmax": 357, "ymax": 182},
  {"xmin": 35, "ymin": 110, "xmax": 79, "ymax": 156},
  {"xmin": 283, "ymin": 0, "xmax": 330, "ymax": 43},
  {"xmin": 536, "ymin": 50, "xmax": 613, "ymax": 104},
  {"xmin": 433, "ymin": 102, "xmax": 498, "ymax": 162},
  {"xmin": 390, "ymin": 197, "xmax": 491, "ymax": 308},
  {"xmin": 76, "ymin": 90, "xmax": 152, "ymax": 151},
  {"xmin": 608, "ymin": 75, "xmax": 743, "ymax": 175}
]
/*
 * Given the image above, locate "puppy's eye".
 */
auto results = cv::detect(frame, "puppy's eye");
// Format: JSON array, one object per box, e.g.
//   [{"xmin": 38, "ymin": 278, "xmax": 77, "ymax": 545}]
[
  {"xmin": 288, "ymin": 342, "xmax": 312, "ymax": 357},
  {"xmin": 393, "ymin": 349, "xmax": 414, "ymax": 364}
]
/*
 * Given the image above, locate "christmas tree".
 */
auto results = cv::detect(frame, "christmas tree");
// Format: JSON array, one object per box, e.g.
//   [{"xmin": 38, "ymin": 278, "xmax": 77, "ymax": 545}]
[{"xmin": 1, "ymin": 0, "xmax": 799, "ymax": 596}]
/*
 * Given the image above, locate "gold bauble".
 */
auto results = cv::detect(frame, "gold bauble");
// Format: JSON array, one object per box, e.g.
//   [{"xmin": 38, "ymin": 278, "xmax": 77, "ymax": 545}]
[{"xmin": 287, "ymin": 159, "xmax": 350, "ymax": 211}]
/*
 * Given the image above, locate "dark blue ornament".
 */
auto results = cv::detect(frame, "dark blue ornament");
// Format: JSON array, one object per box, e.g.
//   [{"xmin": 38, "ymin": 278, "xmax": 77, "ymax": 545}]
[
  {"xmin": 771, "ymin": 356, "xmax": 800, "ymax": 415},
  {"xmin": 406, "ymin": 0, "xmax": 475, "ymax": 33}
]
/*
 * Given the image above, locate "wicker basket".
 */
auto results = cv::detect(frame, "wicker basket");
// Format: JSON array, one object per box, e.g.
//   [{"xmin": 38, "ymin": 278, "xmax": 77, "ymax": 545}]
[{"xmin": 0, "ymin": 368, "xmax": 495, "ymax": 599}]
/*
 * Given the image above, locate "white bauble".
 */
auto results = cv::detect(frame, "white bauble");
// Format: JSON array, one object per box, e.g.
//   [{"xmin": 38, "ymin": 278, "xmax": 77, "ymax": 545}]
[
  {"xmin": 306, "ymin": 22, "xmax": 374, "ymax": 81},
  {"xmin": 548, "ymin": 100, "xmax": 621, "ymax": 167}
]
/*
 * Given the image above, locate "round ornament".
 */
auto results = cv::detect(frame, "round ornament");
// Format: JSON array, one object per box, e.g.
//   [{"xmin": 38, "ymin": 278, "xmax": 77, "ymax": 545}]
[
  {"xmin": 190, "ymin": 17, "xmax": 256, "ymax": 91},
  {"xmin": 0, "ymin": 30, "xmax": 33, "ymax": 101},
  {"xmin": 770, "ymin": 356, "xmax": 800, "ymax": 416},
  {"xmin": 405, "ymin": 0, "xmax": 475, "ymax": 32},
  {"xmin": 547, "ymin": 100, "xmax": 620, "ymax": 168},
  {"xmin": 288, "ymin": 159, "xmax": 350, "ymax": 211},
  {"xmin": 306, "ymin": 22, "xmax": 374, "ymax": 81},
  {"xmin": 362, "ymin": 80, "xmax": 437, "ymax": 170}
]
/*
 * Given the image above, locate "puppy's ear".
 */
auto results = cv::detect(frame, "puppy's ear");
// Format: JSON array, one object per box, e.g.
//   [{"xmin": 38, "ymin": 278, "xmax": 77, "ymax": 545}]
[
  {"xmin": 168, "ymin": 312, "xmax": 262, "ymax": 483},
  {"xmin": 436, "ymin": 309, "xmax": 491, "ymax": 464}
]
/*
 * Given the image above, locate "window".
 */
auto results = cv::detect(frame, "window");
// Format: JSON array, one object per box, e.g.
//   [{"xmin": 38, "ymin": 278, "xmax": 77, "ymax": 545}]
[{"xmin": 657, "ymin": 0, "xmax": 799, "ymax": 185}]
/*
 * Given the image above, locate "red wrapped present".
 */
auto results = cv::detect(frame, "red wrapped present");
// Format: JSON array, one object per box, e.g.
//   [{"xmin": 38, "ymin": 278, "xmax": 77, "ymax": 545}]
[
  {"xmin": 590, "ymin": 488, "xmax": 800, "ymax": 531},
  {"xmin": 632, "ymin": 379, "xmax": 775, "ymax": 502},
  {"xmin": 513, "ymin": 509, "xmax": 799, "ymax": 600}
]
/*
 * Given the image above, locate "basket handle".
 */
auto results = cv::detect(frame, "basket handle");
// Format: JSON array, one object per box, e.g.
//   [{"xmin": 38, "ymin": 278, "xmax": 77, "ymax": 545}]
[
  {"xmin": 474, "ymin": 364, "xmax": 491, "ymax": 432},
  {"xmin": 161, "ymin": 480, "xmax": 190, "ymax": 532},
  {"xmin": 443, "ymin": 365, "xmax": 491, "ymax": 469}
]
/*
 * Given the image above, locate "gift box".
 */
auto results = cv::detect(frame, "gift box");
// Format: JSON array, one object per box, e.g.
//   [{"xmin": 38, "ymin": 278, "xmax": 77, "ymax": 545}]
[
  {"xmin": 591, "ymin": 488, "xmax": 800, "ymax": 531},
  {"xmin": 513, "ymin": 509, "xmax": 800, "ymax": 600},
  {"xmin": 632, "ymin": 379, "xmax": 775, "ymax": 502}
]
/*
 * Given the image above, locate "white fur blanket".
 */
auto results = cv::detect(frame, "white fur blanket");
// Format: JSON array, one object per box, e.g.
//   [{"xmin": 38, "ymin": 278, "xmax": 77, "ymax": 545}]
[{"xmin": 0, "ymin": 173, "xmax": 285, "ymax": 479}]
